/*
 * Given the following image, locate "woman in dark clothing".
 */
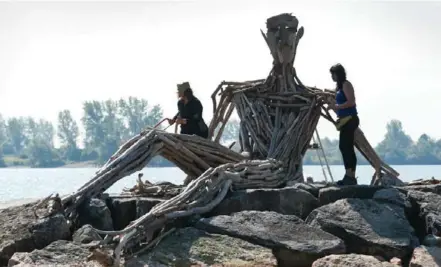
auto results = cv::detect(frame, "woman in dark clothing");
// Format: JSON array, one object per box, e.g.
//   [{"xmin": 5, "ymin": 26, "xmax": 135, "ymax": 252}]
[
  {"xmin": 328, "ymin": 64, "xmax": 359, "ymax": 186},
  {"xmin": 167, "ymin": 82, "xmax": 209, "ymax": 139}
]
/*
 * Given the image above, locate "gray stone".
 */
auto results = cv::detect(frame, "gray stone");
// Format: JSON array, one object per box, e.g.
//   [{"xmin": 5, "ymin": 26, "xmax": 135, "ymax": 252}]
[
  {"xmin": 312, "ymin": 254, "xmax": 396, "ymax": 267},
  {"xmin": 407, "ymin": 190, "xmax": 441, "ymax": 237},
  {"xmin": 401, "ymin": 184, "xmax": 441, "ymax": 195},
  {"xmin": 373, "ymin": 188, "xmax": 411, "ymax": 209},
  {"xmin": 372, "ymin": 173, "xmax": 405, "ymax": 187},
  {"xmin": 318, "ymin": 185, "xmax": 384, "ymax": 206},
  {"xmin": 78, "ymin": 198, "xmax": 113, "ymax": 231},
  {"xmin": 0, "ymin": 202, "xmax": 70, "ymax": 266},
  {"xmin": 136, "ymin": 198, "xmax": 163, "ymax": 218},
  {"xmin": 126, "ymin": 227, "xmax": 277, "ymax": 267},
  {"xmin": 8, "ymin": 240, "xmax": 99, "ymax": 267},
  {"xmin": 286, "ymin": 182, "xmax": 322, "ymax": 197},
  {"xmin": 72, "ymin": 225, "xmax": 102, "ymax": 244},
  {"xmin": 196, "ymin": 211, "xmax": 345, "ymax": 267},
  {"xmin": 306, "ymin": 198, "xmax": 418, "ymax": 260},
  {"xmin": 409, "ymin": 246, "xmax": 441, "ymax": 267},
  {"xmin": 208, "ymin": 187, "xmax": 319, "ymax": 219},
  {"xmin": 107, "ymin": 197, "xmax": 163, "ymax": 230}
]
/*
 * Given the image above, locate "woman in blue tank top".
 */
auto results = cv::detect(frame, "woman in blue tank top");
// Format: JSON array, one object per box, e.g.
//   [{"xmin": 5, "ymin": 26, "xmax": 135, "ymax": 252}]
[{"xmin": 328, "ymin": 64, "xmax": 360, "ymax": 186}]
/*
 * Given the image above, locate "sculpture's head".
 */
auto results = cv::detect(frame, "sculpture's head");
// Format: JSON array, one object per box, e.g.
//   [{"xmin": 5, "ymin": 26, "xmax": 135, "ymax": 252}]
[{"xmin": 263, "ymin": 13, "xmax": 304, "ymax": 66}]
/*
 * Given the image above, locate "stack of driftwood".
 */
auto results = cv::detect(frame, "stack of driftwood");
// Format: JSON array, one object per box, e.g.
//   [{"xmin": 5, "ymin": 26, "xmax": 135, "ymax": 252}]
[{"xmin": 42, "ymin": 13, "xmax": 401, "ymax": 266}]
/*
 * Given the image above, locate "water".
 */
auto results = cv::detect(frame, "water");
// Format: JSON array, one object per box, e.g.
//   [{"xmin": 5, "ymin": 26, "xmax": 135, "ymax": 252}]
[{"xmin": 0, "ymin": 165, "xmax": 439, "ymax": 202}]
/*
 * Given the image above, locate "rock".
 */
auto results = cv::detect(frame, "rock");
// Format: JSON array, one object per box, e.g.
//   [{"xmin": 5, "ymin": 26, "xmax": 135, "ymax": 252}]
[
  {"xmin": 373, "ymin": 173, "xmax": 405, "ymax": 187},
  {"xmin": 127, "ymin": 227, "xmax": 277, "ymax": 266},
  {"xmin": 29, "ymin": 214, "xmax": 71, "ymax": 248},
  {"xmin": 389, "ymin": 257, "xmax": 402, "ymax": 266},
  {"xmin": 0, "ymin": 202, "xmax": 70, "ymax": 266},
  {"xmin": 107, "ymin": 197, "xmax": 136, "ymax": 230},
  {"xmin": 286, "ymin": 182, "xmax": 321, "ymax": 197},
  {"xmin": 409, "ymin": 246, "xmax": 441, "ymax": 267},
  {"xmin": 72, "ymin": 225, "xmax": 102, "ymax": 244},
  {"xmin": 407, "ymin": 191, "xmax": 441, "ymax": 236},
  {"xmin": 373, "ymin": 188, "xmax": 411, "ymax": 209},
  {"xmin": 312, "ymin": 254, "xmax": 396, "ymax": 267},
  {"xmin": 306, "ymin": 198, "xmax": 418, "ymax": 260},
  {"xmin": 8, "ymin": 240, "xmax": 99, "ymax": 267},
  {"xmin": 208, "ymin": 187, "xmax": 319, "ymax": 219},
  {"xmin": 107, "ymin": 197, "xmax": 163, "ymax": 230},
  {"xmin": 78, "ymin": 198, "xmax": 113, "ymax": 231},
  {"xmin": 318, "ymin": 185, "xmax": 384, "ymax": 206},
  {"xmin": 399, "ymin": 184, "xmax": 441, "ymax": 195},
  {"xmin": 196, "ymin": 211, "xmax": 345, "ymax": 267},
  {"xmin": 136, "ymin": 198, "xmax": 163, "ymax": 218}
]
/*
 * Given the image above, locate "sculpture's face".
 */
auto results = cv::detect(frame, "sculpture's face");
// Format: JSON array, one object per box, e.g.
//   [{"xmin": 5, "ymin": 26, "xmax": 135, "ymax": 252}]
[{"xmin": 264, "ymin": 13, "xmax": 304, "ymax": 65}]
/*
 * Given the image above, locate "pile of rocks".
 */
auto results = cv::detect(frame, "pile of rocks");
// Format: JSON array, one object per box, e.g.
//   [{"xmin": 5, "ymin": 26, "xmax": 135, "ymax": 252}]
[{"xmin": 1, "ymin": 181, "xmax": 440, "ymax": 266}]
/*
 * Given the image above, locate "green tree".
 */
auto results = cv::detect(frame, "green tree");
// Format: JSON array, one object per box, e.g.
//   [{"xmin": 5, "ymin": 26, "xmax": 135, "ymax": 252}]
[
  {"xmin": 0, "ymin": 116, "xmax": 6, "ymax": 166},
  {"xmin": 24, "ymin": 118, "xmax": 62, "ymax": 167},
  {"xmin": 82, "ymin": 100, "xmax": 105, "ymax": 149},
  {"xmin": 82, "ymin": 99, "xmax": 127, "ymax": 164},
  {"xmin": 118, "ymin": 97, "xmax": 163, "ymax": 137},
  {"xmin": 6, "ymin": 117, "xmax": 27, "ymax": 154},
  {"xmin": 57, "ymin": 110, "xmax": 81, "ymax": 161},
  {"xmin": 410, "ymin": 134, "xmax": 440, "ymax": 164},
  {"xmin": 376, "ymin": 120, "xmax": 413, "ymax": 164}
]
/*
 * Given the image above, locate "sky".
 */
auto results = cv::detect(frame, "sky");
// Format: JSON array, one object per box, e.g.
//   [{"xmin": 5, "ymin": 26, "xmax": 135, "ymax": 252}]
[{"xmin": 0, "ymin": 0, "xmax": 440, "ymax": 146}]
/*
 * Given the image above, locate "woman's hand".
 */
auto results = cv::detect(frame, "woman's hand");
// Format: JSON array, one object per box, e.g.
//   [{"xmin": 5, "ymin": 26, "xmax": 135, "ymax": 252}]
[{"xmin": 176, "ymin": 118, "xmax": 187, "ymax": 125}]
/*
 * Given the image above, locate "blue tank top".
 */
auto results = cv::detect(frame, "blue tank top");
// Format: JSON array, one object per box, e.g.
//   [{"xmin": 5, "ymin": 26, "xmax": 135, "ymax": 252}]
[{"xmin": 335, "ymin": 88, "xmax": 357, "ymax": 117}]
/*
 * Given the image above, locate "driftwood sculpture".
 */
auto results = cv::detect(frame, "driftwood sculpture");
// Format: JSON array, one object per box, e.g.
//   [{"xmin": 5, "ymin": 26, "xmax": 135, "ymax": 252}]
[{"xmin": 37, "ymin": 13, "xmax": 401, "ymax": 266}]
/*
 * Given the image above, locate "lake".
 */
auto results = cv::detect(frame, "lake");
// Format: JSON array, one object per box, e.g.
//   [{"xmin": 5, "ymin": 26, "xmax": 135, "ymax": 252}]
[{"xmin": 0, "ymin": 165, "xmax": 440, "ymax": 202}]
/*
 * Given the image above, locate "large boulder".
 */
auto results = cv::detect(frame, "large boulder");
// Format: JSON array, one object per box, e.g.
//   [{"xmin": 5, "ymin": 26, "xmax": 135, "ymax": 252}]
[
  {"xmin": 318, "ymin": 185, "xmax": 384, "ymax": 206},
  {"xmin": 8, "ymin": 240, "xmax": 100, "ymax": 267},
  {"xmin": 306, "ymin": 198, "xmax": 418, "ymax": 260},
  {"xmin": 407, "ymin": 190, "xmax": 441, "ymax": 238},
  {"xmin": 77, "ymin": 198, "xmax": 113, "ymax": 231},
  {"xmin": 401, "ymin": 184, "xmax": 441, "ymax": 195},
  {"xmin": 107, "ymin": 196, "xmax": 163, "ymax": 230},
  {"xmin": 409, "ymin": 246, "xmax": 441, "ymax": 267},
  {"xmin": 72, "ymin": 225, "xmax": 103, "ymax": 244},
  {"xmin": 373, "ymin": 188, "xmax": 411, "ymax": 209},
  {"xmin": 127, "ymin": 227, "xmax": 277, "ymax": 266},
  {"xmin": 311, "ymin": 254, "xmax": 396, "ymax": 267},
  {"xmin": 286, "ymin": 182, "xmax": 328, "ymax": 198},
  {"xmin": 0, "ymin": 202, "xmax": 70, "ymax": 266},
  {"xmin": 208, "ymin": 187, "xmax": 319, "ymax": 219},
  {"xmin": 196, "ymin": 211, "xmax": 345, "ymax": 267}
]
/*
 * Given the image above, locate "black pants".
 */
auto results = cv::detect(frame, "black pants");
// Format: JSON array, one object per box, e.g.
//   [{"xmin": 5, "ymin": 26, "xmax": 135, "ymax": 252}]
[{"xmin": 339, "ymin": 115, "xmax": 360, "ymax": 171}]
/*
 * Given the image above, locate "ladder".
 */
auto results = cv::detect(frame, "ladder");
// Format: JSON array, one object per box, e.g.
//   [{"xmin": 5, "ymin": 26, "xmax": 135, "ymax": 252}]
[{"xmin": 310, "ymin": 130, "xmax": 334, "ymax": 183}]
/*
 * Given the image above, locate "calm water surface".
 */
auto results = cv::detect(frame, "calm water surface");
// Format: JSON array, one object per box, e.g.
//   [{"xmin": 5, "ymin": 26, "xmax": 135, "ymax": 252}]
[{"xmin": 0, "ymin": 165, "xmax": 439, "ymax": 202}]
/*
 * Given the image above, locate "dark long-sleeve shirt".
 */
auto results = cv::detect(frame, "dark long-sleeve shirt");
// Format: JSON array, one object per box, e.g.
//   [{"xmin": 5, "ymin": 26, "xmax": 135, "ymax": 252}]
[{"xmin": 173, "ymin": 97, "xmax": 208, "ymax": 138}]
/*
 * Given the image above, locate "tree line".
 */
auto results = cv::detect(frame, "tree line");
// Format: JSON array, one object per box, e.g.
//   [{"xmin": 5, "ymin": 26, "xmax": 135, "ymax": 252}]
[
  {"xmin": 303, "ymin": 120, "xmax": 441, "ymax": 165},
  {"xmin": 0, "ymin": 97, "xmax": 239, "ymax": 168},
  {"xmin": 0, "ymin": 98, "xmax": 439, "ymax": 168}
]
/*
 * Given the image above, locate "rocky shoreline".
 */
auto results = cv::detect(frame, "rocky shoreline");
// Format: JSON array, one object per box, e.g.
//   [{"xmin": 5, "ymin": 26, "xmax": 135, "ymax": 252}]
[{"xmin": 1, "ymin": 181, "xmax": 440, "ymax": 266}]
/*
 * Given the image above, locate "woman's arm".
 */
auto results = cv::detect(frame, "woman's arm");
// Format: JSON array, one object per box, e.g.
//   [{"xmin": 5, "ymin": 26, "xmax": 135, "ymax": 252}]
[{"xmin": 335, "ymin": 81, "xmax": 356, "ymax": 110}]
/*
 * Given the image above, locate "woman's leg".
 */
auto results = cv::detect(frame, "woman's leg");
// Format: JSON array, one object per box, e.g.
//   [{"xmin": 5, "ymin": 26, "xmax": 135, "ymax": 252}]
[{"xmin": 339, "ymin": 116, "xmax": 359, "ymax": 178}]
